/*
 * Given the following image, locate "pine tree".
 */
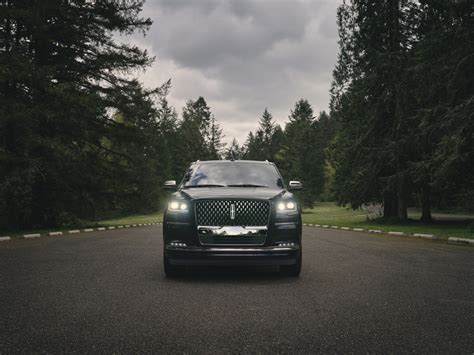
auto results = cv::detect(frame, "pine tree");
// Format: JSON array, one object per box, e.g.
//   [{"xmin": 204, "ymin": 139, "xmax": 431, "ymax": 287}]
[
  {"xmin": 209, "ymin": 115, "xmax": 224, "ymax": 159},
  {"xmin": 0, "ymin": 0, "xmax": 154, "ymax": 228},
  {"xmin": 155, "ymin": 80, "xmax": 180, "ymax": 183},
  {"xmin": 330, "ymin": 0, "xmax": 413, "ymax": 220},
  {"xmin": 243, "ymin": 108, "xmax": 282, "ymax": 161},
  {"xmin": 224, "ymin": 138, "xmax": 245, "ymax": 160},
  {"xmin": 280, "ymin": 100, "xmax": 325, "ymax": 207},
  {"xmin": 177, "ymin": 96, "xmax": 221, "ymax": 171},
  {"xmin": 404, "ymin": 0, "xmax": 474, "ymax": 218}
]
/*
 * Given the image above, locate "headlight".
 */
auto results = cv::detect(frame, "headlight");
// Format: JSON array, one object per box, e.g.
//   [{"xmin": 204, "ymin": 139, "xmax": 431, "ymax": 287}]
[
  {"xmin": 276, "ymin": 200, "xmax": 297, "ymax": 211},
  {"xmin": 168, "ymin": 200, "xmax": 188, "ymax": 212}
]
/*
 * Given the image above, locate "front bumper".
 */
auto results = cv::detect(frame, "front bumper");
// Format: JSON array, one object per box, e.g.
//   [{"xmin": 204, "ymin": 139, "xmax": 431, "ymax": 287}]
[{"xmin": 165, "ymin": 244, "xmax": 300, "ymax": 266}]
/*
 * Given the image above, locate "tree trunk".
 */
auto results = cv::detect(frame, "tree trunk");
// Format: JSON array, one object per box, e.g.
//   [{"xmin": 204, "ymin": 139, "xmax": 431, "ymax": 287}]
[
  {"xmin": 30, "ymin": 177, "xmax": 46, "ymax": 228},
  {"xmin": 4, "ymin": 121, "xmax": 19, "ymax": 229},
  {"xmin": 383, "ymin": 190, "xmax": 398, "ymax": 218},
  {"xmin": 420, "ymin": 185, "xmax": 432, "ymax": 223},
  {"xmin": 397, "ymin": 176, "xmax": 408, "ymax": 222}
]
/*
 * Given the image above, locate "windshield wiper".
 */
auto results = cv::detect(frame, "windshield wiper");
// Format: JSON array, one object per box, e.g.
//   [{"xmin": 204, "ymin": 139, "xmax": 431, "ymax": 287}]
[
  {"xmin": 226, "ymin": 184, "xmax": 270, "ymax": 188},
  {"xmin": 183, "ymin": 184, "xmax": 226, "ymax": 188}
]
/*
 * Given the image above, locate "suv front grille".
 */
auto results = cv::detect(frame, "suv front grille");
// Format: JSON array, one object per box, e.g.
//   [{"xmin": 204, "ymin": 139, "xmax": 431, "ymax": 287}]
[{"xmin": 195, "ymin": 200, "xmax": 270, "ymax": 227}]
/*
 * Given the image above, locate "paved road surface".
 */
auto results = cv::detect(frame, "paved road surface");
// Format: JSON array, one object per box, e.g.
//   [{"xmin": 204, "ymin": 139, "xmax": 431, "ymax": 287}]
[{"xmin": 0, "ymin": 227, "xmax": 473, "ymax": 353}]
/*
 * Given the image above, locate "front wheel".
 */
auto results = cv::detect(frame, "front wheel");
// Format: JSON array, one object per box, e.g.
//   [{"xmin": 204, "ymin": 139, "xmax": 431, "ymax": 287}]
[{"xmin": 280, "ymin": 252, "xmax": 302, "ymax": 277}]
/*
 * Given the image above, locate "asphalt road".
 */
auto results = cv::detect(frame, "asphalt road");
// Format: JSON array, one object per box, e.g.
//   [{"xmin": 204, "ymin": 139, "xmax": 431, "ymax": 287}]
[{"xmin": 0, "ymin": 227, "xmax": 473, "ymax": 353}]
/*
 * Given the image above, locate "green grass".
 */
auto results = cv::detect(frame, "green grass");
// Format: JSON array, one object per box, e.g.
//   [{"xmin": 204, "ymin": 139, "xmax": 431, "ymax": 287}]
[
  {"xmin": 0, "ymin": 212, "xmax": 164, "ymax": 239},
  {"xmin": 96, "ymin": 211, "xmax": 163, "ymax": 226},
  {"xmin": 302, "ymin": 202, "xmax": 474, "ymax": 239}
]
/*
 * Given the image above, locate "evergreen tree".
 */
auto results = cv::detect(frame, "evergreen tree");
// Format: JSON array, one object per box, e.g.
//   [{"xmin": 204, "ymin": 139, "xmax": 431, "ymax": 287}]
[
  {"xmin": 330, "ymin": 0, "xmax": 413, "ymax": 220},
  {"xmin": 155, "ymin": 80, "xmax": 180, "ymax": 184},
  {"xmin": 224, "ymin": 138, "xmax": 245, "ymax": 160},
  {"xmin": 176, "ymin": 96, "xmax": 223, "ymax": 174},
  {"xmin": 405, "ymin": 0, "xmax": 474, "ymax": 218},
  {"xmin": 244, "ymin": 108, "xmax": 282, "ymax": 161},
  {"xmin": 0, "ymin": 0, "xmax": 154, "ymax": 228},
  {"xmin": 209, "ymin": 115, "xmax": 224, "ymax": 159},
  {"xmin": 280, "ymin": 100, "xmax": 325, "ymax": 207},
  {"xmin": 330, "ymin": 0, "xmax": 473, "ymax": 219},
  {"xmin": 243, "ymin": 132, "xmax": 258, "ymax": 159}
]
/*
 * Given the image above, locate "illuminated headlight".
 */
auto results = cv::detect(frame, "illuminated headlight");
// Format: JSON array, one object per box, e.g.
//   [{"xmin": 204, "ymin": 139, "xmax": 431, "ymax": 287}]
[
  {"xmin": 168, "ymin": 201, "xmax": 188, "ymax": 212},
  {"xmin": 277, "ymin": 200, "xmax": 297, "ymax": 211}
]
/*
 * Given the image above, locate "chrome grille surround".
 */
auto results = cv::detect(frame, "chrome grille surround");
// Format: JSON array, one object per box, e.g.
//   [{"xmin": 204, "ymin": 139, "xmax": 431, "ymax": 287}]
[{"xmin": 195, "ymin": 199, "xmax": 270, "ymax": 227}]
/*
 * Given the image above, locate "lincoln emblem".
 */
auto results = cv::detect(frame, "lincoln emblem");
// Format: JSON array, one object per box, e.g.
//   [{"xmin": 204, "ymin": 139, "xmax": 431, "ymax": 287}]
[{"xmin": 230, "ymin": 203, "xmax": 236, "ymax": 220}]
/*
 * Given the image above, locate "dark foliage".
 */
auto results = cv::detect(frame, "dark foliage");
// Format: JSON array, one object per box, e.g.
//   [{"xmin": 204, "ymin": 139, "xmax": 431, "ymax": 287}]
[{"xmin": 329, "ymin": 0, "xmax": 474, "ymax": 220}]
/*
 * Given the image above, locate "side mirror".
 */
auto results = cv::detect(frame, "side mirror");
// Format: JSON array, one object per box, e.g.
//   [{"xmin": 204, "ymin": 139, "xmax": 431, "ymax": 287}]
[
  {"xmin": 163, "ymin": 180, "xmax": 178, "ymax": 191},
  {"xmin": 288, "ymin": 180, "xmax": 303, "ymax": 191}
]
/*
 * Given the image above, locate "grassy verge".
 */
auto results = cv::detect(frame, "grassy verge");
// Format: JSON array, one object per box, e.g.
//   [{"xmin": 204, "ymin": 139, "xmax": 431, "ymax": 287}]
[
  {"xmin": 0, "ymin": 212, "xmax": 164, "ymax": 239},
  {"xmin": 302, "ymin": 202, "xmax": 474, "ymax": 239},
  {"xmin": 96, "ymin": 212, "xmax": 163, "ymax": 226}
]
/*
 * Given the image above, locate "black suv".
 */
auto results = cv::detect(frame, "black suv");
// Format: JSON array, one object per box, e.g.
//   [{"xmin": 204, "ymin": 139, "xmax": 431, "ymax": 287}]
[{"xmin": 162, "ymin": 160, "xmax": 303, "ymax": 277}]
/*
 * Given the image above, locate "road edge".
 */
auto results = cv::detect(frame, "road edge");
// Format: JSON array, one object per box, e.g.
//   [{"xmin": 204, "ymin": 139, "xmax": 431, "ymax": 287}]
[
  {"xmin": 0, "ymin": 222, "xmax": 163, "ymax": 243},
  {"xmin": 302, "ymin": 223, "xmax": 473, "ymax": 247}
]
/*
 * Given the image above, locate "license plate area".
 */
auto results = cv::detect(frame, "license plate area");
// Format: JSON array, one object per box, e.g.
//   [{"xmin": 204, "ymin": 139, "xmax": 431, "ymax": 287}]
[{"xmin": 198, "ymin": 226, "xmax": 267, "ymax": 246}]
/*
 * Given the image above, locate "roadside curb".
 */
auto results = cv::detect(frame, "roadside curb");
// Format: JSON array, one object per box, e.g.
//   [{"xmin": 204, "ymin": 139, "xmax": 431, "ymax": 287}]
[
  {"xmin": 413, "ymin": 233, "xmax": 437, "ymax": 240},
  {"xmin": 303, "ymin": 224, "xmax": 472, "ymax": 246},
  {"xmin": 0, "ymin": 221, "xmax": 162, "ymax": 243},
  {"xmin": 4, "ymin": 222, "xmax": 472, "ymax": 246},
  {"xmin": 448, "ymin": 237, "xmax": 474, "ymax": 246},
  {"xmin": 388, "ymin": 231, "xmax": 406, "ymax": 236},
  {"xmin": 23, "ymin": 233, "xmax": 41, "ymax": 239},
  {"xmin": 368, "ymin": 229, "xmax": 382, "ymax": 234},
  {"xmin": 48, "ymin": 232, "xmax": 63, "ymax": 236}
]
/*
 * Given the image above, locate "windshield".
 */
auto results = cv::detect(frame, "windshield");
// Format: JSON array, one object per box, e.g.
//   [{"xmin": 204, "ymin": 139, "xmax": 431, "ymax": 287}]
[{"xmin": 182, "ymin": 162, "xmax": 284, "ymax": 188}]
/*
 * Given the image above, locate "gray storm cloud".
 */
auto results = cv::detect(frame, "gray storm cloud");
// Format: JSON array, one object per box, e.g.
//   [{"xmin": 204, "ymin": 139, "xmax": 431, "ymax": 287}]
[{"xmin": 134, "ymin": 0, "xmax": 341, "ymax": 144}]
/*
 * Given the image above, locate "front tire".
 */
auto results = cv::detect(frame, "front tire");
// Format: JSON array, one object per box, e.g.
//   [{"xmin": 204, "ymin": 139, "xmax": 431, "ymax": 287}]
[{"xmin": 280, "ymin": 252, "xmax": 302, "ymax": 277}]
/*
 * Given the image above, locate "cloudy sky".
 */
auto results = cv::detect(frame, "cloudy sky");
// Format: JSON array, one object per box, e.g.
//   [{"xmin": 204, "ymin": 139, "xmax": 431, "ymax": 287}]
[{"xmin": 132, "ymin": 0, "xmax": 342, "ymax": 145}]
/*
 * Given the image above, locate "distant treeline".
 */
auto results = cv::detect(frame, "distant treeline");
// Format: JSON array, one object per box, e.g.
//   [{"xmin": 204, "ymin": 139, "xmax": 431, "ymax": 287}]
[
  {"xmin": 1, "ymin": 0, "xmax": 472, "ymax": 230},
  {"xmin": 231, "ymin": 104, "xmax": 336, "ymax": 209}
]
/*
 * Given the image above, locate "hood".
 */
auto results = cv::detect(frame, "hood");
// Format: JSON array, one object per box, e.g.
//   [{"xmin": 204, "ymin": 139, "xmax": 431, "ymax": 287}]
[{"xmin": 178, "ymin": 187, "xmax": 288, "ymax": 201}]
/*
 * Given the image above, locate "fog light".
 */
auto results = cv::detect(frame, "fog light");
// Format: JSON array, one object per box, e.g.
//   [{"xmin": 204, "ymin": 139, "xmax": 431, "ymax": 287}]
[
  {"xmin": 170, "ymin": 242, "xmax": 187, "ymax": 247},
  {"xmin": 278, "ymin": 242, "xmax": 295, "ymax": 247}
]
